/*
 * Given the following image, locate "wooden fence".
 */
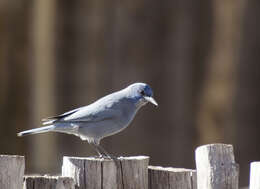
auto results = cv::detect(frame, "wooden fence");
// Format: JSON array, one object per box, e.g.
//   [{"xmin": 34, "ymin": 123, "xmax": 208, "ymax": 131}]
[{"xmin": 0, "ymin": 143, "xmax": 258, "ymax": 189}]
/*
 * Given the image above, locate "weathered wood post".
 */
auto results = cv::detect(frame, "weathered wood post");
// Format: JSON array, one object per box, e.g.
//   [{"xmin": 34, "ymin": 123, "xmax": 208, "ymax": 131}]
[
  {"xmin": 195, "ymin": 143, "xmax": 239, "ymax": 189},
  {"xmin": 62, "ymin": 156, "xmax": 149, "ymax": 189},
  {"xmin": 249, "ymin": 162, "xmax": 260, "ymax": 189},
  {"xmin": 23, "ymin": 175, "xmax": 75, "ymax": 189},
  {"xmin": 0, "ymin": 155, "xmax": 25, "ymax": 189},
  {"xmin": 148, "ymin": 166, "xmax": 196, "ymax": 189}
]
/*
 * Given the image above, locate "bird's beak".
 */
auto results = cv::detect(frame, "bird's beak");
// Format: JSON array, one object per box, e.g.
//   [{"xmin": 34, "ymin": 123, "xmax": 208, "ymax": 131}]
[{"xmin": 144, "ymin": 96, "xmax": 158, "ymax": 106}]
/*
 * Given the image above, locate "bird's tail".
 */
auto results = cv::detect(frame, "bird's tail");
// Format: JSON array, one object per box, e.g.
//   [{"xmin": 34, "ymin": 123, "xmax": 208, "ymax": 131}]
[{"xmin": 17, "ymin": 125, "xmax": 55, "ymax": 137}]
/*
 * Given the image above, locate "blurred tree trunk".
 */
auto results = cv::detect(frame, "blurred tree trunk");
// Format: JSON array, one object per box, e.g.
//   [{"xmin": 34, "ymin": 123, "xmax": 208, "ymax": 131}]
[
  {"xmin": 157, "ymin": 0, "xmax": 212, "ymax": 167},
  {"xmin": 0, "ymin": 1, "xmax": 31, "ymax": 156},
  {"xmin": 235, "ymin": 0, "xmax": 260, "ymax": 186},
  {"xmin": 197, "ymin": 0, "xmax": 243, "ymax": 144},
  {"xmin": 30, "ymin": 0, "xmax": 57, "ymax": 173}
]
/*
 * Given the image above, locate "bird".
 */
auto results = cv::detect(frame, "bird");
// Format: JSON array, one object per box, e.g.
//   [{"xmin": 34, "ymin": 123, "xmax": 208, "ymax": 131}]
[{"xmin": 17, "ymin": 82, "xmax": 157, "ymax": 158}]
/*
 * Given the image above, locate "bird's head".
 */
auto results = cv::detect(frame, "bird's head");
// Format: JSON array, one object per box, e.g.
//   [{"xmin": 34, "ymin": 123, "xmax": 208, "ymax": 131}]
[{"xmin": 126, "ymin": 83, "xmax": 158, "ymax": 108}]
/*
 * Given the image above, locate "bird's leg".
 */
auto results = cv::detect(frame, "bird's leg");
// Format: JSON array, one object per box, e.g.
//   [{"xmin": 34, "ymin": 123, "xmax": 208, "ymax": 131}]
[
  {"xmin": 89, "ymin": 142, "xmax": 104, "ymax": 158},
  {"xmin": 89, "ymin": 141, "xmax": 121, "ymax": 168},
  {"xmin": 89, "ymin": 140, "xmax": 118, "ymax": 161},
  {"xmin": 92, "ymin": 142, "xmax": 118, "ymax": 160},
  {"xmin": 97, "ymin": 144, "xmax": 117, "ymax": 160},
  {"xmin": 96, "ymin": 144, "xmax": 121, "ymax": 169},
  {"xmin": 95, "ymin": 144, "xmax": 112, "ymax": 159}
]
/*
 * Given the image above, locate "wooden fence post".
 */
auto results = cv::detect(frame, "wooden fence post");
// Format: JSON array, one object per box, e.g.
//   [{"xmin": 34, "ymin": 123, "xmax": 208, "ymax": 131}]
[
  {"xmin": 195, "ymin": 143, "xmax": 239, "ymax": 189},
  {"xmin": 249, "ymin": 162, "xmax": 260, "ymax": 189},
  {"xmin": 148, "ymin": 166, "xmax": 196, "ymax": 189},
  {"xmin": 0, "ymin": 155, "xmax": 25, "ymax": 189},
  {"xmin": 23, "ymin": 175, "xmax": 75, "ymax": 189},
  {"xmin": 62, "ymin": 156, "xmax": 149, "ymax": 189}
]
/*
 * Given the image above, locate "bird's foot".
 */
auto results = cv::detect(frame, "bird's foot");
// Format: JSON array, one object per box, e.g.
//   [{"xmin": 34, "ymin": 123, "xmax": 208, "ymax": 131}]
[
  {"xmin": 93, "ymin": 154, "xmax": 115, "ymax": 160},
  {"xmin": 93, "ymin": 154, "xmax": 121, "ymax": 168},
  {"xmin": 102, "ymin": 154, "xmax": 119, "ymax": 161},
  {"xmin": 102, "ymin": 155, "xmax": 113, "ymax": 160}
]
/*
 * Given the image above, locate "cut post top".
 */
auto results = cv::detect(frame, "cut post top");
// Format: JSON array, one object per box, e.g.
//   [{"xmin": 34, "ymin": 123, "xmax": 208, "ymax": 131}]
[
  {"xmin": 24, "ymin": 175, "xmax": 73, "ymax": 179},
  {"xmin": 195, "ymin": 143, "xmax": 234, "ymax": 152},
  {"xmin": 63, "ymin": 155, "xmax": 149, "ymax": 162},
  {"xmin": 149, "ymin": 166, "xmax": 196, "ymax": 173},
  {"xmin": 0, "ymin": 154, "xmax": 24, "ymax": 159}
]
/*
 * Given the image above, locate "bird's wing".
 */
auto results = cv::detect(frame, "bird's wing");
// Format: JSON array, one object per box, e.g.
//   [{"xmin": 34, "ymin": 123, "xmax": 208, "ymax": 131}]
[
  {"xmin": 42, "ymin": 107, "xmax": 83, "ymax": 122},
  {"xmin": 43, "ymin": 91, "xmax": 123, "ymax": 123},
  {"xmin": 62, "ymin": 105, "xmax": 121, "ymax": 123}
]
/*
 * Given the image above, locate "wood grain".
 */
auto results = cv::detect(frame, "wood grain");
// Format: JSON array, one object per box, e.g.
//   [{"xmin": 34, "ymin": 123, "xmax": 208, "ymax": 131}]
[
  {"xmin": 23, "ymin": 175, "xmax": 75, "ymax": 189},
  {"xmin": 148, "ymin": 166, "xmax": 196, "ymax": 189},
  {"xmin": 195, "ymin": 143, "xmax": 239, "ymax": 189},
  {"xmin": 0, "ymin": 155, "xmax": 25, "ymax": 189},
  {"xmin": 62, "ymin": 156, "xmax": 149, "ymax": 189}
]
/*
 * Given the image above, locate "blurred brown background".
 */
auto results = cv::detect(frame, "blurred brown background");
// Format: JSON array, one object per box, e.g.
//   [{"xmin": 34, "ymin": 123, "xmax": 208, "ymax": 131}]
[{"xmin": 0, "ymin": 0, "xmax": 259, "ymax": 186}]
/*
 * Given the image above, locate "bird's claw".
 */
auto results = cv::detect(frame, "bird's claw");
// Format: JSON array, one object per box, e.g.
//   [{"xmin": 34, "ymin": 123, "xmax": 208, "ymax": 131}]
[
  {"xmin": 93, "ymin": 154, "xmax": 113, "ymax": 160},
  {"xmin": 101, "ymin": 155, "xmax": 112, "ymax": 160}
]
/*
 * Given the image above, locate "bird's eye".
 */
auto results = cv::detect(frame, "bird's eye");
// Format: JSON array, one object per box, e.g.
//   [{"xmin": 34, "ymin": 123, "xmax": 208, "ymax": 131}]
[{"xmin": 140, "ymin": 90, "xmax": 145, "ymax": 96}]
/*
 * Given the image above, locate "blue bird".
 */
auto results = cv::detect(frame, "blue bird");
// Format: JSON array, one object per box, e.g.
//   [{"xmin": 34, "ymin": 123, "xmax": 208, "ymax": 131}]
[{"xmin": 17, "ymin": 83, "xmax": 157, "ymax": 158}]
